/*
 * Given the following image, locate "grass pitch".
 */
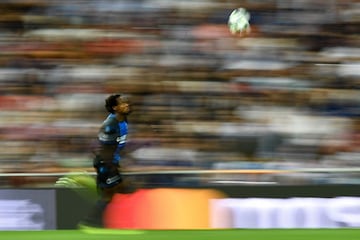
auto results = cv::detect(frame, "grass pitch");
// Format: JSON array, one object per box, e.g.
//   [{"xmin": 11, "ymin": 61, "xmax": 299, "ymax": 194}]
[{"xmin": 0, "ymin": 229, "xmax": 359, "ymax": 240}]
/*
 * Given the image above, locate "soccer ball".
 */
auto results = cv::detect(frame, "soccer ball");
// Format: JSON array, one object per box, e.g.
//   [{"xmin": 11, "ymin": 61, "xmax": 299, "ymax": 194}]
[{"xmin": 228, "ymin": 8, "xmax": 251, "ymax": 35}]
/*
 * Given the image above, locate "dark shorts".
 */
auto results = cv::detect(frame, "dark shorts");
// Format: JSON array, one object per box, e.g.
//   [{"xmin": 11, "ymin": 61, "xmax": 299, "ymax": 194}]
[{"xmin": 93, "ymin": 156, "xmax": 122, "ymax": 189}]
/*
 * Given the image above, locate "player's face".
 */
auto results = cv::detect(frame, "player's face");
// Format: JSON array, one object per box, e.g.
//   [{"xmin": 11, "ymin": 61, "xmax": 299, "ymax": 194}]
[{"xmin": 114, "ymin": 97, "xmax": 131, "ymax": 115}]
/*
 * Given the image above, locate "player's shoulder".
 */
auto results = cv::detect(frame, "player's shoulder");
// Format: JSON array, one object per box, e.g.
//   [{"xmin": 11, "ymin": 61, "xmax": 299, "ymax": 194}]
[{"xmin": 102, "ymin": 114, "xmax": 117, "ymax": 127}]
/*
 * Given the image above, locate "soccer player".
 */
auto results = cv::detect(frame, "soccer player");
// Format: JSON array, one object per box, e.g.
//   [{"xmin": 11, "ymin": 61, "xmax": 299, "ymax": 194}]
[{"xmin": 81, "ymin": 93, "xmax": 132, "ymax": 227}]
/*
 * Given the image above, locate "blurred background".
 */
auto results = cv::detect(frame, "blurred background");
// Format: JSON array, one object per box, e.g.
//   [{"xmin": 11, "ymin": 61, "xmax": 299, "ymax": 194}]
[{"xmin": 0, "ymin": 0, "xmax": 359, "ymax": 187}]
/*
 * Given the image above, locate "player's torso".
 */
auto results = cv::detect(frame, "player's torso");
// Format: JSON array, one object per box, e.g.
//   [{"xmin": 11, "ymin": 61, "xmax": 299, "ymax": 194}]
[{"xmin": 96, "ymin": 114, "xmax": 128, "ymax": 163}]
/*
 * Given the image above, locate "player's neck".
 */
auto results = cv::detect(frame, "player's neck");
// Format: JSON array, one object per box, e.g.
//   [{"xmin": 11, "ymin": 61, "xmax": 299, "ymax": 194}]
[{"xmin": 115, "ymin": 114, "xmax": 126, "ymax": 122}]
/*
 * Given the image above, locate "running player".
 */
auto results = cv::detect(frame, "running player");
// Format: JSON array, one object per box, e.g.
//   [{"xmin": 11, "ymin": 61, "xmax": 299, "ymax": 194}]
[{"xmin": 81, "ymin": 93, "xmax": 132, "ymax": 227}]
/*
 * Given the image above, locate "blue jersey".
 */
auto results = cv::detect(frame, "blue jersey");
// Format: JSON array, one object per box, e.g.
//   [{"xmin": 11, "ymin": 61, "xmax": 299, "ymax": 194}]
[{"xmin": 97, "ymin": 114, "xmax": 128, "ymax": 164}]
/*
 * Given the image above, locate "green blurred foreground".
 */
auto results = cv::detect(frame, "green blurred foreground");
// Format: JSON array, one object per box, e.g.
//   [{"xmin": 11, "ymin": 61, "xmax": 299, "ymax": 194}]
[{"xmin": 0, "ymin": 229, "xmax": 359, "ymax": 240}]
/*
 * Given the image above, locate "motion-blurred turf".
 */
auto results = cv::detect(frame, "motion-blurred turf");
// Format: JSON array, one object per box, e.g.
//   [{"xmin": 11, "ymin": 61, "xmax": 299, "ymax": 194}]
[{"xmin": 0, "ymin": 229, "xmax": 359, "ymax": 240}]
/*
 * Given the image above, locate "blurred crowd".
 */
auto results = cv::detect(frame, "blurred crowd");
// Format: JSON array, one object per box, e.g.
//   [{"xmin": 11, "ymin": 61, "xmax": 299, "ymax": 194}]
[{"xmin": 0, "ymin": 0, "xmax": 359, "ymax": 186}]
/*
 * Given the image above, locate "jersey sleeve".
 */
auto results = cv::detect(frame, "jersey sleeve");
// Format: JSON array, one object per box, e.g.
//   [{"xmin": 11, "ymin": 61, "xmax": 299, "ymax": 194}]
[{"xmin": 98, "ymin": 116, "xmax": 119, "ymax": 144}]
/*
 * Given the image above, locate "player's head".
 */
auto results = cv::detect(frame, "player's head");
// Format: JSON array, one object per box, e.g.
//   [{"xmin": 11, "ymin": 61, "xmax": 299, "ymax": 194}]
[{"xmin": 105, "ymin": 94, "xmax": 131, "ymax": 115}]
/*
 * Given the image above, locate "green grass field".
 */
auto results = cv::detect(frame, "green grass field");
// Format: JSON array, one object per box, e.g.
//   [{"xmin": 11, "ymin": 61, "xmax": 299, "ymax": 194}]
[{"xmin": 0, "ymin": 229, "xmax": 359, "ymax": 240}]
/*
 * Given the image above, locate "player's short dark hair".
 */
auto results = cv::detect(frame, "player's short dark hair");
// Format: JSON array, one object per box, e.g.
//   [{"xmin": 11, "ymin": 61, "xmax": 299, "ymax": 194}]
[{"xmin": 105, "ymin": 94, "xmax": 122, "ymax": 113}]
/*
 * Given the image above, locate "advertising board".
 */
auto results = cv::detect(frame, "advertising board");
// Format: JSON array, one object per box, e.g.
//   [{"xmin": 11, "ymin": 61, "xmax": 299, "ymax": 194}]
[{"xmin": 0, "ymin": 189, "xmax": 56, "ymax": 230}]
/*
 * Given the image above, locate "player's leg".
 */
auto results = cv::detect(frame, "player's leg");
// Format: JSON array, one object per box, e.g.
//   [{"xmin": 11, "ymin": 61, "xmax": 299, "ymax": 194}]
[{"xmin": 80, "ymin": 163, "xmax": 125, "ymax": 228}]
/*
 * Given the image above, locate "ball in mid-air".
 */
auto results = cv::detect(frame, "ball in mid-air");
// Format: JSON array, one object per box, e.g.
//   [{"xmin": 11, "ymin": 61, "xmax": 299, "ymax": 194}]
[{"xmin": 228, "ymin": 8, "xmax": 251, "ymax": 35}]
